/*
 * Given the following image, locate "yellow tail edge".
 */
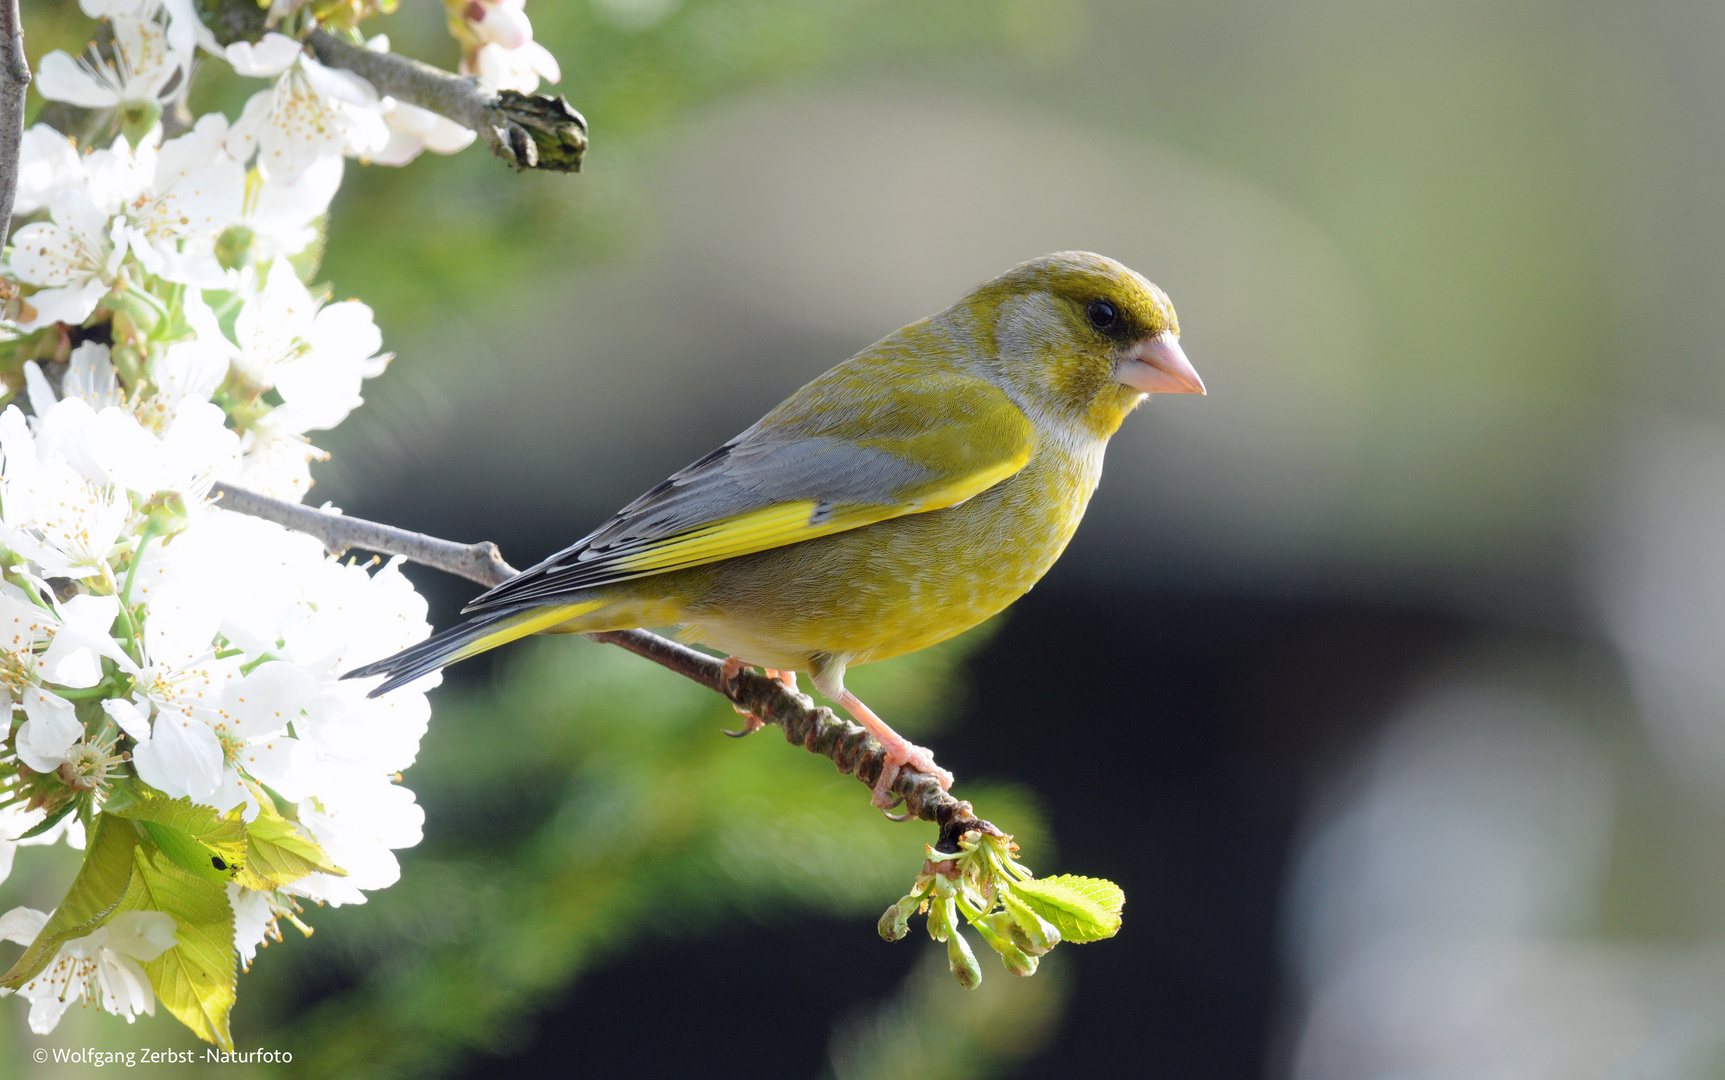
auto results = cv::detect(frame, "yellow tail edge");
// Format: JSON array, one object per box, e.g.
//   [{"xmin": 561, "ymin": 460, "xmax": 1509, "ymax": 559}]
[{"xmin": 446, "ymin": 599, "xmax": 609, "ymax": 665}]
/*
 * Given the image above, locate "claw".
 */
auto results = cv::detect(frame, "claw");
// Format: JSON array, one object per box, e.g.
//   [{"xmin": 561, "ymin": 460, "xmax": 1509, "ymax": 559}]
[
  {"xmin": 718, "ymin": 656, "xmax": 776, "ymax": 737},
  {"xmin": 720, "ymin": 656, "xmax": 749, "ymax": 690},
  {"xmin": 834, "ymin": 689, "xmax": 955, "ymax": 812},
  {"xmin": 721, "ymin": 718, "xmax": 765, "ymax": 738}
]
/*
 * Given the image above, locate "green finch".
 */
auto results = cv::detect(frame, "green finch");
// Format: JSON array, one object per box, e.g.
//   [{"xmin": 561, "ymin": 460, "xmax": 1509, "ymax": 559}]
[{"xmin": 346, "ymin": 251, "xmax": 1205, "ymax": 807}]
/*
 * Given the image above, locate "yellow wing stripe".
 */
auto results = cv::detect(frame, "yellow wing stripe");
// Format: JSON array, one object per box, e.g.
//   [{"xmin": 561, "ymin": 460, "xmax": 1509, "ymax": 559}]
[
  {"xmin": 608, "ymin": 450, "xmax": 1032, "ymax": 579},
  {"xmin": 446, "ymin": 600, "xmax": 607, "ymax": 664}
]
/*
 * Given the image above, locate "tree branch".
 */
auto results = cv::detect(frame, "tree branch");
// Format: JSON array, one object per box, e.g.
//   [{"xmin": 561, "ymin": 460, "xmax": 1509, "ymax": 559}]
[
  {"xmin": 0, "ymin": 0, "xmax": 30, "ymax": 252},
  {"xmin": 302, "ymin": 31, "xmax": 587, "ymax": 174},
  {"xmin": 196, "ymin": 0, "xmax": 586, "ymax": 173},
  {"xmin": 209, "ymin": 482, "xmax": 984, "ymax": 840}
]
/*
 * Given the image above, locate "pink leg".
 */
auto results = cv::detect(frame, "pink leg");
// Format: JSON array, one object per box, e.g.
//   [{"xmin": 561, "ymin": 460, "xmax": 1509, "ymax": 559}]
[
  {"xmin": 764, "ymin": 669, "xmax": 799, "ymax": 692},
  {"xmin": 836, "ymin": 690, "xmax": 954, "ymax": 808}
]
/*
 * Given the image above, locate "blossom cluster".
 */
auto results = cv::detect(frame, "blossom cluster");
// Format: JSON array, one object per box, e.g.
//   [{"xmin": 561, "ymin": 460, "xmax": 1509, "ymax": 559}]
[{"xmin": 0, "ymin": 0, "xmax": 542, "ymax": 1047}]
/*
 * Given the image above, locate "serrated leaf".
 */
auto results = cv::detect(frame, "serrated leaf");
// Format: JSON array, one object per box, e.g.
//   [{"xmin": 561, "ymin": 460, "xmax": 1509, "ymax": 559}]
[
  {"xmin": 106, "ymin": 790, "xmax": 247, "ymax": 885},
  {"xmin": 16, "ymin": 799, "xmax": 76, "ymax": 840},
  {"xmin": 0, "ymin": 814, "xmax": 139, "ymax": 988},
  {"xmin": 236, "ymin": 780, "xmax": 343, "ymax": 891},
  {"xmin": 1010, "ymin": 874, "xmax": 1124, "ymax": 943},
  {"xmin": 119, "ymin": 845, "xmax": 236, "ymax": 1050}
]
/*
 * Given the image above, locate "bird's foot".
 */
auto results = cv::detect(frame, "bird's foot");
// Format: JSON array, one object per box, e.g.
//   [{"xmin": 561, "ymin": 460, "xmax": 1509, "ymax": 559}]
[
  {"xmin": 836, "ymin": 690, "xmax": 955, "ymax": 811},
  {"xmin": 718, "ymin": 659, "xmax": 799, "ymax": 737}
]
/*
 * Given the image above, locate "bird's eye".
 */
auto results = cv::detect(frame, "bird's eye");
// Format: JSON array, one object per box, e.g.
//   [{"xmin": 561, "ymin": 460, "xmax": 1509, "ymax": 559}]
[{"xmin": 1086, "ymin": 300, "xmax": 1118, "ymax": 331}]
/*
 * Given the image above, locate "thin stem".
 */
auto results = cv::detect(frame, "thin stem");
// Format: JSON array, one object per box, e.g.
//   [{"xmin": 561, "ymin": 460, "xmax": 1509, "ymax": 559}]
[
  {"xmin": 209, "ymin": 482, "xmax": 982, "ymax": 835},
  {"xmin": 53, "ymin": 681, "xmax": 116, "ymax": 701},
  {"xmin": 101, "ymin": 564, "xmax": 144, "ymax": 667},
  {"xmin": 120, "ymin": 527, "xmax": 155, "ymax": 607}
]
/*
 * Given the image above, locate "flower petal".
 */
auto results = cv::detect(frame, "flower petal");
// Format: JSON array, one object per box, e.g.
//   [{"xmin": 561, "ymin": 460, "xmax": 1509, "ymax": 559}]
[
  {"xmin": 16, "ymin": 687, "xmax": 82, "ymax": 771},
  {"xmin": 132, "ymin": 708, "xmax": 223, "ymax": 800},
  {"xmin": 0, "ymin": 905, "xmax": 48, "ymax": 946},
  {"xmin": 101, "ymin": 910, "xmax": 177, "ymax": 961},
  {"xmin": 101, "ymin": 697, "xmax": 152, "ymax": 742},
  {"xmin": 35, "ymin": 50, "xmax": 119, "ymax": 109},
  {"xmin": 221, "ymin": 660, "xmax": 315, "ymax": 738},
  {"xmin": 224, "ymin": 32, "xmax": 301, "ymax": 78}
]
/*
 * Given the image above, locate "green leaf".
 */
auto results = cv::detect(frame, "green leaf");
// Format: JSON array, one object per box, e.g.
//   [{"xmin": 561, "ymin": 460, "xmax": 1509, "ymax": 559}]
[
  {"xmin": 16, "ymin": 799, "xmax": 76, "ymax": 840},
  {"xmin": 100, "ymin": 776, "xmax": 148, "ymax": 817},
  {"xmin": 119, "ymin": 845, "xmax": 236, "ymax": 1050},
  {"xmin": 1009, "ymin": 874, "xmax": 1124, "ymax": 944},
  {"xmin": 0, "ymin": 814, "xmax": 140, "ymax": 988},
  {"xmin": 236, "ymin": 780, "xmax": 343, "ymax": 891},
  {"xmin": 106, "ymin": 788, "xmax": 248, "ymax": 885},
  {"xmin": 140, "ymin": 822, "xmax": 245, "ymax": 885}
]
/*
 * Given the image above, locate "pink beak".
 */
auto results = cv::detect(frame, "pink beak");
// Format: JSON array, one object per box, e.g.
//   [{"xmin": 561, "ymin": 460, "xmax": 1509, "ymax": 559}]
[{"xmin": 1116, "ymin": 334, "xmax": 1206, "ymax": 396}]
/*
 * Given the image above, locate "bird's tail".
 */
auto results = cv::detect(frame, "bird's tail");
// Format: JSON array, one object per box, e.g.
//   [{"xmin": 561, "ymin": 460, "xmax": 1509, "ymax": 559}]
[{"xmin": 342, "ymin": 600, "xmax": 605, "ymax": 698}]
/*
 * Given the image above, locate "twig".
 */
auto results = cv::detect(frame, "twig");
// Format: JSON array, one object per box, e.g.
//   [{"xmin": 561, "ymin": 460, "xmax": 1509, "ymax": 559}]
[
  {"xmin": 210, "ymin": 481, "xmax": 518, "ymax": 587},
  {"xmin": 208, "ymin": 482, "xmax": 984, "ymax": 839},
  {"xmin": 197, "ymin": 1, "xmax": 585, "ymax": 173},
  {"xmin": 0, "ymin": 0, "xmax": 30, "ymax": 249},
  {"xmin": 304, "ymin": 31, "xmax": 587, "ymax": 174}
]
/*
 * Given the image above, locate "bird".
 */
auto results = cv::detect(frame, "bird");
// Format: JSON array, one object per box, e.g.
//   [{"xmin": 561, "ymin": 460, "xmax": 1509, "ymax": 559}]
[{"xmin": 344, "ymin": 251, "xmax": 1205, "ymax": 809}]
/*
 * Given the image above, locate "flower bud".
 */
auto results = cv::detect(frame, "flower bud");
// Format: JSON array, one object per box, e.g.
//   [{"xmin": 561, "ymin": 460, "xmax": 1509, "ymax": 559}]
[
  {"xmin": 947, "ymin": 929, "xmax": 982, "ymax": 988},
  {"xmin": 118, "ymin": 101, "xmax": 162, "ymax": 152},
  {"xmin": 998, "ymin": 943, "xmax": 1038, "ymax": 977},
  {"xmin": 878, "ymin": 897, "xmax": 914, "ymax": 942},
  {"xmin": 216, "ymin": 225, "xmax": 256, "ymax": 271},
  {"xmin": 141, "ymin": 491, "xmax": 190, "ymax": 542},
  {"xmin": 465, "ymin": 1, "xmax": 532, "ymax": 48},
  {"xmin": 110, "ymin": 343, "xmax": 148, "ymax": 393},
  {"xmin": 926, "ymin": 895, "xmax": 955, "ymax": 943}
]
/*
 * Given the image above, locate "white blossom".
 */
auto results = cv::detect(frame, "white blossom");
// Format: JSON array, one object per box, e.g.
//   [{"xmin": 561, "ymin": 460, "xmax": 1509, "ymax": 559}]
[
  {"xmin": 0, "ymin": 585, "xmax": 125, "ymax": 704},
  {"xmin": 0, "ymin": 906, "xmax": 177, "ymax": 1032},
  {"xmin": 459, "ymin": 0, "xmax": 560, "ymax": 93},
  {"xmin": 225, "ymin": 35, "xmax": 390, "ymax": 184},
  {"xmin": 231, "ymin": 259, "xmax": 387, "ymax": 435},
  {"xmin": 236, "ymin": 421, "xmax": 325, "ymax": 503},
  {"xmin": 117, "ymin": 113, "xmax": 247, "ymax": 287},
  {"xmin": 14, "ymin": 126, "xmax": 86, "ymax": 217},
  {"xmin": 0, "ymin": 0, "xmax": 474, "ymax": 1037},
  {"xmin": 24, "ymin": 366, "xmax": 241, "ymax": 501},
  {"xmin": 79, "ymin": 0, "xmax": 203, "ymax": 57},
  {"xmin": 36, "ymin": 14, "xmax": 192, "ymax": 113},
  {"xmin": 6, "ymin": 188, "xmax": 125, "ymax": 329},
  {"xmin": 374, "ymin": 99, "xmax": 477, "ymax": 166},
  {"xmin": 358, "ymin": 32, "xmax": 476, "ymax": 169},
  {"xmin": 60, "ymin": 342, "xmax": 126, "ymax": 411},
  {"xmin": 227, "ymin": 882, "xmax": 274, "ymax": 967},
  {"xmin": 0, "ymin": 406, "xmax": 131, "ymax": 580},
  {"xmin": 242, "ymin": 152, "xmax": 344, "ymax": 262},
  {"xmin": 470, "ymin": 40, "xmax": 560, "ymax": 94}
]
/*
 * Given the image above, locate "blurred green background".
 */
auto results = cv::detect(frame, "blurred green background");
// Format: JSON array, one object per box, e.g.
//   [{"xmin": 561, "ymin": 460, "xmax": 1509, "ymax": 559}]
[{"xmin": 10, "ymin": 0, "xmax": 1725, "ymax": 1076}]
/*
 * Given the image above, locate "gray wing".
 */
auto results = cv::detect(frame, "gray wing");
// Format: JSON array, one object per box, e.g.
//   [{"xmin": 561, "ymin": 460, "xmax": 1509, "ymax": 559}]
[{"xmin": 461, "ymin": 428, "xmax": 938, "ymax": 612}]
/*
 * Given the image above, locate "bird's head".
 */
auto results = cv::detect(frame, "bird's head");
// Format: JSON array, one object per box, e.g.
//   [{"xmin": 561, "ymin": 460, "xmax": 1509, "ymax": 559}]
[{"xmin": 959, "ymin": 251, "xmax": 1204, "ymax": 438}]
